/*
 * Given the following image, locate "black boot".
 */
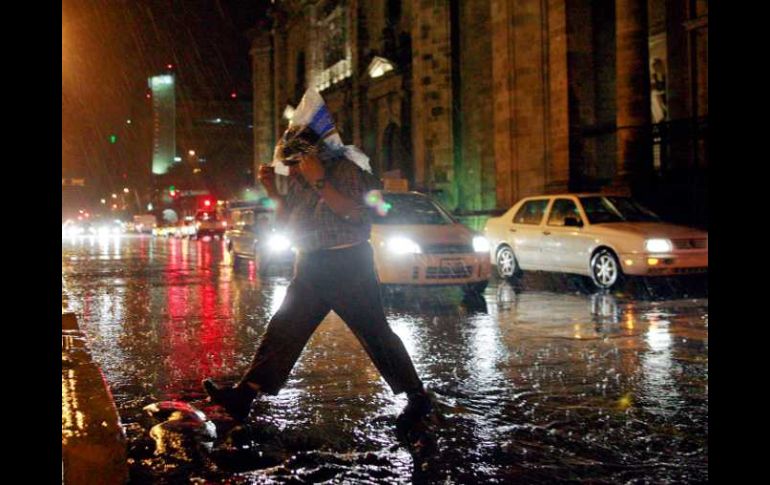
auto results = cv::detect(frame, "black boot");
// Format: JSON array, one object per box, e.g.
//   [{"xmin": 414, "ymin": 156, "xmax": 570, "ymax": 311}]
[
  {"xmin": 202, "ymin": 379, "xmax": 258, "ymax": 421},
  {"xmin": 397, "ymin": 389, "xmax": 434, "ymax": 426}
]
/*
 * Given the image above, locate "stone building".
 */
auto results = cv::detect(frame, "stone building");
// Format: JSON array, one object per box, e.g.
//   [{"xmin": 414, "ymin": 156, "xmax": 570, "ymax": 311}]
[{"xmin": 249, "ymin": 0, "xmax": 708, "ymax": 225}]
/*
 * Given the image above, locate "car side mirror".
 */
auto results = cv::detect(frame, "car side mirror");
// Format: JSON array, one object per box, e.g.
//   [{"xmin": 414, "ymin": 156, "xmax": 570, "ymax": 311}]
[{"xmin": 564, "ymin": 216, "xmax": 583, "ymax": 227}]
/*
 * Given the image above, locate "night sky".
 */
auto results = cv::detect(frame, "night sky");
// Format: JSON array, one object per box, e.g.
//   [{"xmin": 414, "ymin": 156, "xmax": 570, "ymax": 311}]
[{"xmin": 62, "ymin": 0, "xmax": 267, "ymax": 201}]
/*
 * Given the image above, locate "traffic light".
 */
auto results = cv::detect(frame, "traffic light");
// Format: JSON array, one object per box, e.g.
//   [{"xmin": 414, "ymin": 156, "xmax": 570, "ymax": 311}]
[
  {"xmin": 168, "ymin": 185, "xmax": 177, "ymax": 198},
  {"xmin": 109, "ymin": 134, "xmax": 118, "ymax": 144}
]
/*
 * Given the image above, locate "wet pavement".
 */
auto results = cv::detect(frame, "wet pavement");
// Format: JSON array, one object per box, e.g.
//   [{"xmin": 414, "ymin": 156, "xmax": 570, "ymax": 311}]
[{"xmin": 62, "ymin": 235, "xmax": 708, "ymax": 484}]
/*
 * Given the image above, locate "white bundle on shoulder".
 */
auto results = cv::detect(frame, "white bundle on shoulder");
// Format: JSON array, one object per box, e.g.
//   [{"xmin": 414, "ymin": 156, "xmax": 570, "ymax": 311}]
[{"xmin": 272, "ymin": 88, "xmax": 372, "ymax": 176}]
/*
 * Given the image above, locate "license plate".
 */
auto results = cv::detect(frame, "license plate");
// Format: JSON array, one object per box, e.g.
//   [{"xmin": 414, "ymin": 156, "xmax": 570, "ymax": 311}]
[{"xmin": 441, "ymin": 258, "xmax": 465, "ymax": 273}]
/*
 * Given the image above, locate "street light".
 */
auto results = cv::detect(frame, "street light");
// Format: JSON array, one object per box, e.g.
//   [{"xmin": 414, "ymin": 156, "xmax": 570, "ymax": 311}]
[
  {"xmin": 123, "ymin": 187, "xmax": 129, "ymax": 194},
  {"xmin": 112, "ymin": 193, "xmax": 118, "ymax": 199},
  {"xmin": 100, "ymin": 198, "xmax": 106, "ymax": 204},
  {"xmin": 188, "ymin": 150, "xmax": 196, "ymax": 157}
]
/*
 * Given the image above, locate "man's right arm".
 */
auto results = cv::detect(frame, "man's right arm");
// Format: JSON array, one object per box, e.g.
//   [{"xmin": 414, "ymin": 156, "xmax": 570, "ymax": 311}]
[{"xmin": 258, "ymin": 165, "xmax": 290, "ymax": 224}]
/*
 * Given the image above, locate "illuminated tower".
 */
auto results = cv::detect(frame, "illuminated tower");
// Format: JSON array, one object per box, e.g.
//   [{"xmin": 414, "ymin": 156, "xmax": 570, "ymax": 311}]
[{"xmin": 149, "ymin": 74, "xmax": 176, "ymax": 175}]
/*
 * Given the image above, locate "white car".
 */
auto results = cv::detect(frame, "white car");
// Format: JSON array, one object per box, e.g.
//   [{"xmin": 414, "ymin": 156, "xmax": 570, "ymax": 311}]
[
  {"xmin": 484, "ymin": 194, "xmax": 708, "ymax": 289},
  {"xmin": 224, "ymin": 201, "xmax": 295, "ymax": 275},
  {"xmin": 370, "ymin": 191, "xmax": 491, "ymax": 295}
]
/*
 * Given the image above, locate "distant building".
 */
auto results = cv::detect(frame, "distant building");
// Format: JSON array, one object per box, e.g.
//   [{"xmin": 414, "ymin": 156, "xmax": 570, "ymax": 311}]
[
  {"xmin": 149, "ymin": 74, "xmax": 177, "ymax": 175},
  {"xmin": 174, "ymin": 99, "xmax": 253, "ymax": 201},
  {"xmin": 249, "ymin": 0, "xmax": 708, "ymax": 225}
]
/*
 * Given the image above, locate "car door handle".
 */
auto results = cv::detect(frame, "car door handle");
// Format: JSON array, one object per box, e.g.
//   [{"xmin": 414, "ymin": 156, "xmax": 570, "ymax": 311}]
[
  {"xmin": 509, "ymin": 228, "xmax": 517, "ymax": 232},
  {"xmin": 543, "ymin": 231, "xmax": 551, "ymax": 236}
]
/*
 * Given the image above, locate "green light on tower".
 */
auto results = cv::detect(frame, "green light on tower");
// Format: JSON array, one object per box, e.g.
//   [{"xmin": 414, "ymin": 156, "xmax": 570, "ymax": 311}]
[{"xmin": 109, "ymin": 134, "xmax": 118, "ymax": 144}]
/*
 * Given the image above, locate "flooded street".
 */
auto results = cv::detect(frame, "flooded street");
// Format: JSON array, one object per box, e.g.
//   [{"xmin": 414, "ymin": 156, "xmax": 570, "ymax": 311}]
[{"xmin": 62, "ymin": 235, "xmax": 708, "ymax": 483}]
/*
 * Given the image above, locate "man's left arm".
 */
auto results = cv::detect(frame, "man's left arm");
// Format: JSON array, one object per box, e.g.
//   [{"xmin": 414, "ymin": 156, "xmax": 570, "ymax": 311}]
[{"xmin": 297, "ymin": 154, "xmax": 367, "ymax": 224}]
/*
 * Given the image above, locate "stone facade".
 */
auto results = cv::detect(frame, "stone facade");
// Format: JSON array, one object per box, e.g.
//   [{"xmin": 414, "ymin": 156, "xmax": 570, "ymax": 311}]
[{"xmin": 250, "ymin": 0, "xmax": 707, "ymax": 223}]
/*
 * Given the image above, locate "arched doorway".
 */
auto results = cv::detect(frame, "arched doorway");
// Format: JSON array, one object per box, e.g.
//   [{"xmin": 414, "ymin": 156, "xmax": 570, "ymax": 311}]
[{"xmin": 382, "ymin": 122, "xmax": 412, "ymax": 182}]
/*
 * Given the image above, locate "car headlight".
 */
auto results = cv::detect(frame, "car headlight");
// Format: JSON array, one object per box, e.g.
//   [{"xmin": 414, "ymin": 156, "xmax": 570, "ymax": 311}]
[
  {"xmin": 97, "ymin": 226, "xmax": 111, "ymax": 236},
  {"xmin": 645, "ymin": 238, "xmax": 672, "ymax": 252},
  {"xmin": 387, "ymin": 237, "xmax": 421, "ymax": 255},
  {"xmin": 267, "ymin": 234, "xmax": 292, "ymax": 252},
  {"xmin": 473, "ymin": 235, "xmax": 491, "ymax": 253}
]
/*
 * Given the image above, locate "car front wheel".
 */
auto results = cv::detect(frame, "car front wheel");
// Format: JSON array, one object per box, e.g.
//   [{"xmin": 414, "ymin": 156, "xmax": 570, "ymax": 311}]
[
  {"xmin": 496, "ymin": 246, "xmax": 520, "ymax": 280},
  {"xmin": 590, "ymin": 249, "xmax": 623, "ymax": 290}
]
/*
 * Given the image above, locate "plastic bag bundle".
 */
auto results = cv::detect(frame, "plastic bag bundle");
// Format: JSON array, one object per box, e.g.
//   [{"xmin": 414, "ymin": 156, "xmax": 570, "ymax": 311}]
[{"xmin": 272, "ymin": 88, "xmax": 371, "ymax": 175}]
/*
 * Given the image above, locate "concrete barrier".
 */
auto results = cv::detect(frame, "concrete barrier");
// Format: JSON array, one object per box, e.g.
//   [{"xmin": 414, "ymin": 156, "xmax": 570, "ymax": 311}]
[{"xmin": 62, "ymin": 311, "xmax": 129, "ymax": 484}]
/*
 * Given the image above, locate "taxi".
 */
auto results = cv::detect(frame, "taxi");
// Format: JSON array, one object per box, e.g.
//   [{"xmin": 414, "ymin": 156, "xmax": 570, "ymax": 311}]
[{"xmin": 370, "ymin": 190, "xmax": 491, "ymax": 295}]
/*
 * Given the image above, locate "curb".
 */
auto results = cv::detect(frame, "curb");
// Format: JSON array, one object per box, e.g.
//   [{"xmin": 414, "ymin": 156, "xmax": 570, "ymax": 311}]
[{"xmin": 62, "ymin": 311, "xmax": 129, "ymax": 484}]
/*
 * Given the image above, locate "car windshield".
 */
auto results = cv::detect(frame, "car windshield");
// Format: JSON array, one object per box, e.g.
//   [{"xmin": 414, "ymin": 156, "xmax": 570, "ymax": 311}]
[
  {"xmin": 372, "ymin": 193, "xmax": 455, "ymax": 225},
  {"xmin": 579, "ymin": 196, "xmax": 661, "ymax": 224}
]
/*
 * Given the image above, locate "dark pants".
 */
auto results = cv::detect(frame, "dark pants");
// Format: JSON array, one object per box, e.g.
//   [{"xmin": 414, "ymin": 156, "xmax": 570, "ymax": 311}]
[{"xmin": 239, "ymin": 242, "xmax": 424, "ymax": 396}]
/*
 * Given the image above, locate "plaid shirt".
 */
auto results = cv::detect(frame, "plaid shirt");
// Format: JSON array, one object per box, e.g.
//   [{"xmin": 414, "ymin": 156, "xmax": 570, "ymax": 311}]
[{"xmin": 284, "ymin": 156, "xmax": 373, "ymax": 252}]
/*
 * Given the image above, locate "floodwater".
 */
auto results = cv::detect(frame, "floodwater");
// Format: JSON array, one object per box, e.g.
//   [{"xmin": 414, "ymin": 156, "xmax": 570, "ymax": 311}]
[{"xmin": 62, "ymin": 235, "xmax": 708, "ymax": 483}]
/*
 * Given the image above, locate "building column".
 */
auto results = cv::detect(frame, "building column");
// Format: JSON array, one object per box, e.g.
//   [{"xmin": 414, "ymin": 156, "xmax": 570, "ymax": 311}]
[
  {"xmin": 349, "ymin": 0, "xmax": 362, "ymax": 148},
  {"xmin": 490, "ymin": 0, "xmax": 570, "ymax": 209},
  {"xmin": 272, "ymin": 26, "xmax": 288, "ymax": 145},
  {"xmin": 410, "ymin": 0, "xmax": 455, "ymax": 207},
  {"xmin": 615, "ymin": 0, "xmax": 652, "ymax": 192},
  {"xmin": 250, "ymin": 32, "xmax": 275, "ymax": 178}
]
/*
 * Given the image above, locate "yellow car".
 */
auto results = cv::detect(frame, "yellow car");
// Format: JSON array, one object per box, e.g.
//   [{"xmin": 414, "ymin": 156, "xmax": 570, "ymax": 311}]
[{"xmin": 370, "ymin": 191, "xmax": 492, "ymax": 295}]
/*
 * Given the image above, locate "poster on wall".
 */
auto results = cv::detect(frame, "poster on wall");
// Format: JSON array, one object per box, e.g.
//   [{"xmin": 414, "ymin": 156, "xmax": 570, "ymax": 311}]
[{"xmin": 649, "ymin": 34, "xmax": 668, "ymax": 124}]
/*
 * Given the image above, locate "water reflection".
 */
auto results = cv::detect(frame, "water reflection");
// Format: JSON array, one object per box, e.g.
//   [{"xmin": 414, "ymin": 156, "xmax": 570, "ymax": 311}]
[
  {"xmin": 640, "ymin": 313, "xmax": 680, "ymax": 417},
  {"xmin": 590, "ymin": 292, "xmax": 620, "ymax": 324},
  {"xmin": 61, "ymin": 238, "xmax": 708, "ymax": 483}
]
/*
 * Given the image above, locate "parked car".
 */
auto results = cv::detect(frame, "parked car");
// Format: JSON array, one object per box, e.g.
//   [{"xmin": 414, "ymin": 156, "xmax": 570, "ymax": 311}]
[
  {"xmin": 132, "ymin": 214, "xmax": 157, "ymax": 234},
  {"xmin": 152, "ymin": 224, "xmax": 175, "ymax": 237},
  {"xmin": 370, "ymin": 191, "xmax": 491, "ymax": 295},
  {"xmin": 484, "ymin": 193, "xmax": 708, "ymax": 290},
  {"xmin": 152, "ymin": 218, "xmax": 195, "ymax": 238},
  {"xmin": 224, "ymin": 200, "xmax": 295, "ymax": 274},
  {"xmin": 195, "ymin": 210, "xmax": 227, "ymax": 238},
  {"xmin": 175, "ymin": 217, "xmax": 198, "ymax": 238}
]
